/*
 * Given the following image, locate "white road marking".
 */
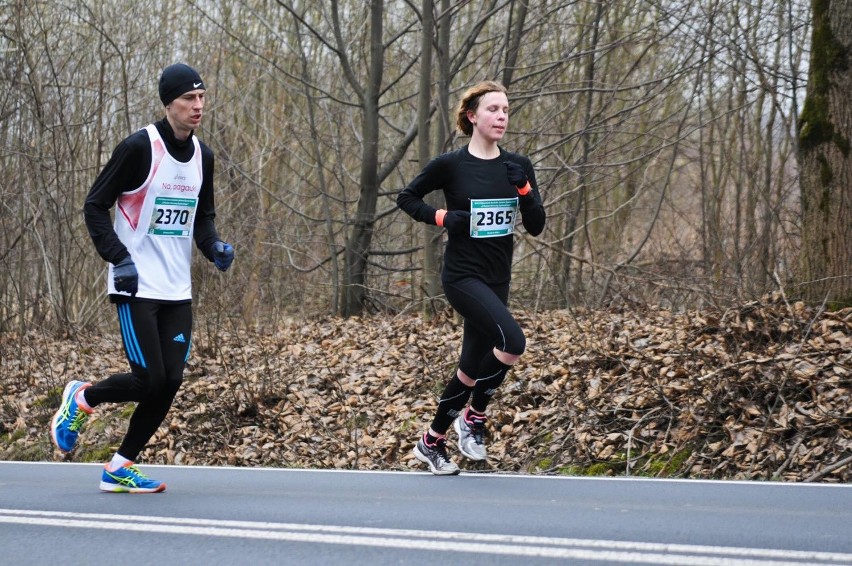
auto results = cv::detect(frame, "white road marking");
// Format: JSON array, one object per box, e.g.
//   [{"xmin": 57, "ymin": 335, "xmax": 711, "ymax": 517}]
[
  {"xmin": 6, "ymin": 460, "xmax": 852, "ymax": 490},
  {"xmin": 0, "ymin": 508, "xmax": 848, "ymax": 565}
]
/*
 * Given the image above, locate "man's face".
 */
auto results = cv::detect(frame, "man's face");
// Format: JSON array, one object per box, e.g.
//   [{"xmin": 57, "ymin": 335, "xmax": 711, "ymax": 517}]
[{"xmin": 166, "ymin": 89, "xmax": 205, "ymax": 137}]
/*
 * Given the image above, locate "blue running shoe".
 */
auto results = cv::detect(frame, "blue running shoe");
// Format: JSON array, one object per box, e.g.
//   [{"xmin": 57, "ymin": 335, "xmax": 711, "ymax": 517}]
[
  {"xmin": 50, "ymin": 380, "xmax": 92, "ymax": 453},
  {"xmin": 100, "ymin": 463, "xmax": 166, "ymax": 493}
]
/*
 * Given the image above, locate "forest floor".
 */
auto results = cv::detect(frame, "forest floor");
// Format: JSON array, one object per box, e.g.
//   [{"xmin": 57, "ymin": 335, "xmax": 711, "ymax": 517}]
[{"xmin": 1, "ymin": 293, "xmax": 850, "ymax": 482}]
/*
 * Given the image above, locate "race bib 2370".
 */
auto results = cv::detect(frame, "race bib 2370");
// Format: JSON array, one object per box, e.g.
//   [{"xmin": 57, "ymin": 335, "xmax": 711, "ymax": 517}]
[{"xmin": 147, "ymin": 196, "xmax": 198, "ymax": 237}]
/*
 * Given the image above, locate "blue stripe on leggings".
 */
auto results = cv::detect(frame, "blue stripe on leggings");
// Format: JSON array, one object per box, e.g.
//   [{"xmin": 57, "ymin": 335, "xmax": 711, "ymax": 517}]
[
  {"xmin": 117, "ymin": 305, "xmax": 133, "ymax": 364},
  {"xmin": 118, "ymin": 304, "xmax": 146, "ymax": 368},
  {"xmin": 184, "ymin": 335, "xmax": 192, "ymax": 363},
  {"xmin": 117, "ymin": 305, "xmax": 137, "ymax": 366}
]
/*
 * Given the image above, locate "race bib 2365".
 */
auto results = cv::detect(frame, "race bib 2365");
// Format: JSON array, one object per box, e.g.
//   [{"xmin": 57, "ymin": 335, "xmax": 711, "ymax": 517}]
[{"xmin": 469, "ymin": 197, "xmax": 518, "ymax": 238}]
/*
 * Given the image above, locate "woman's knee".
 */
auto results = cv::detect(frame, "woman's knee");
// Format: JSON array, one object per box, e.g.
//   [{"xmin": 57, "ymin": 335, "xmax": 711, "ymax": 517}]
[
  {"xmin": 494, "ymin": 348, "xmax": 521, "ymax": 365},
  {"xmin": 457, "ymin": 368, "xmax": 476, "ymax": 387},
  {"xmin": 501, "ymin": 324, "xmax": 526, "ymax": 358}
]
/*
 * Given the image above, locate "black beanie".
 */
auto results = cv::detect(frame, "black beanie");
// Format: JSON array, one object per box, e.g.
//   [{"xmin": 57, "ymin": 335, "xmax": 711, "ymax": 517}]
[{"xmin": 158, "ymin": 63, "xmax": 205, "ymax": 106}]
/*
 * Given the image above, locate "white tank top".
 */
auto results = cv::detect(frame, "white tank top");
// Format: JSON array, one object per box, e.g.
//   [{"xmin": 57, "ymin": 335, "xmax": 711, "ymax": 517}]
[{"xmin": 108, "ymin": 124, "xmax": 203, "ymax": 300}]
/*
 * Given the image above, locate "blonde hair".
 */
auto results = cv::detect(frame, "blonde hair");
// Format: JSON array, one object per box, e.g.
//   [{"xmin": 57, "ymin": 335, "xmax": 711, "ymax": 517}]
[{"xmin": 455, "ymin": 80, "xmax": 508, "ymax": 136}]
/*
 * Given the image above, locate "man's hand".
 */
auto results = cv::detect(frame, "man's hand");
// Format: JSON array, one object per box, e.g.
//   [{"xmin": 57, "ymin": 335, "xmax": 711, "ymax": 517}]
[
  {"xmin": 213, "ymin": 241, "xmax": 235, "ymax": 272},
  {"xmin": 113, "ymin": 256, "xmax": 138, "ymax": 295}
]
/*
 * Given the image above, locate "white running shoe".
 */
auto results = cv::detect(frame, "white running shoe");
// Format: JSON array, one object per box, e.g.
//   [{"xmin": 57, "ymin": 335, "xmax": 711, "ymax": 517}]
[
  {"xmin": 413, "ymin": 436, "xmax": 460, "ymax": 475},
  {"xmin": 454, "ymin": 411, "xmax": 487, "ymax": 461}
]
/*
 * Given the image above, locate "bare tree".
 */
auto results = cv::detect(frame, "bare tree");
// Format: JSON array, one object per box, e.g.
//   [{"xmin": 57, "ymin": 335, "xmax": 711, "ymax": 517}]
[
  {"xmin": 417, "ymin": 0, "xmax": 444, "ymax": 317},
  {"xmin": 0, "ymin": 0, "xmax": 818, "ymax": 332},
  {"xmin": 0, "ymin": 0, "xmax": 179, "ymax": 332},
  {"xmin": 797, "ymin": 0, "xmax": 852, "ymax": 306}
]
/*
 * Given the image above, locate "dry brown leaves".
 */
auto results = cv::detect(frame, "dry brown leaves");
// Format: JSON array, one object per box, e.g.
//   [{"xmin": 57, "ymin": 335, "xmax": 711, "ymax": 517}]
[{"xmin": 1, "ymin": 293, "xmax": 849, "ymax": 482}]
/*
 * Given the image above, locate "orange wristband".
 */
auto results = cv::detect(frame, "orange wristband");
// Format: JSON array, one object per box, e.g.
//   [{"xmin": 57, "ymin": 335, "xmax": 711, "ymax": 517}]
[
  {"xmin": 517, "ymin": 182, "xmax": 532, "ymax": 196},
  {"xmin": 435, "ymin": 209, "xmax": 447, "ymax": 227}
]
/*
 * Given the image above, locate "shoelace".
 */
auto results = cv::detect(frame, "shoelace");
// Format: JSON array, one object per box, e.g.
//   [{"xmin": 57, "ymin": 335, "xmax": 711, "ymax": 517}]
[
  {"xmin": 432, "ymin": 439, "xmax": 452, "ymax": 463},
  {"xmin": 468, "ymin": 417, "xmax": 487, "ymax": 445},
  {"xmin": 115, "ymin": 465, "xmax": 152, "ymax": 487},
  {"xmin": 125, "ymin": 465, "xmax": 150, "ymax": 478},
  {"xmin": 68, "ymin": 411, "xmax": 88, "ymax": 432}
]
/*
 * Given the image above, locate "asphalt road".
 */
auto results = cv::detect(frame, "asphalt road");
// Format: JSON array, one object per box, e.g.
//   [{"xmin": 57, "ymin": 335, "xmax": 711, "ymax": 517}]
[{"xmin": 1, "ymin": 461, "xmax": 850, "ymax": 565}]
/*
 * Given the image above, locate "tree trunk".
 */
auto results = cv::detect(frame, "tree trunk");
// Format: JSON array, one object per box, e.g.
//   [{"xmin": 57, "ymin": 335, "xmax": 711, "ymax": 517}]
[
  {"xmin": 501, "ymin": 0, "xmax": 528, "ymax": 88},
  {"xmin": 559, "ymin": 0, "xmax": 603, "ymax": 306},
  {"xmin": 419, "ymin": 0, "xmax": 444, "ymax": 318},
  {"xmin": 341, "ymin": 0, "xmax": 384, "ymax": 316},
  {"xmin": 797, "ymin": 0, "xmax": 852, "ymax": 307}
]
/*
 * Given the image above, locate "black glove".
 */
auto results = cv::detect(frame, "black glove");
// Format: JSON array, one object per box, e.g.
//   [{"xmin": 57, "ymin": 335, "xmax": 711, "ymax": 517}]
[
  {"xmin": 442, "ymin": 210, "xmax": 471, "ymax": 236},
  {"xmin": 505, "ymin": 161, "xmax": 528, "ymax": 188},
  {"xmin": 213, "ymin": 241, "xmax": 235, "ymax": 272},
  {"xmin": 113, "ymin": 256, "xmax": 138, "ymax": 295}
]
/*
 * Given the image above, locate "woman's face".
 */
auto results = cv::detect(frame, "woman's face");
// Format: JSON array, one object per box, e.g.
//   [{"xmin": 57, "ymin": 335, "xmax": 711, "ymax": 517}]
[{"xmin": 468, "ymin": 91, "xmax": 509, "ymax": 143}]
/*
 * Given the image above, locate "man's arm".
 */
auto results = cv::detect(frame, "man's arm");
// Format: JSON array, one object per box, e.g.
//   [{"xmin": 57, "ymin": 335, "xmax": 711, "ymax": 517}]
[
  {"xmin": 82, "ymin": 133, "xmax": 151, "ymax": 263},
  {"xmin": 192, "ymin": 144, "xmax": 221, "ymax": 262}
]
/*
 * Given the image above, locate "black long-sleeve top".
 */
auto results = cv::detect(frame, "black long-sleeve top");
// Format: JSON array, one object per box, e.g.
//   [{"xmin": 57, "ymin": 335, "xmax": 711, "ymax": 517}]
[
  {"xmin": 83, "ymin": 118, "xmax": 220, "ymax": 266},
  {"xmin": 397, "ymin": 146, "xmax": 545, "ymax": 285}
]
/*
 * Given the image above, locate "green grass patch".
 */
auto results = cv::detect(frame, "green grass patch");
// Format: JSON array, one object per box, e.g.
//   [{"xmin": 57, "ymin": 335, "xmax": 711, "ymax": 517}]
[
  {"xmin": 77, "ymin": 445, "xmax": 115, "ymax": 463},
  {"xmin": 550, "ymin": 447, "xmax": 694, "ymax": 477},
  {"xmin": 397, "ymin": 416, "xmax": 417, "ymax": 434},
  {"xmin": 4, "ymin": 429, "xmax": 26, "ymax": 443},
  {"xmin": 643, "ymin": 447, "xmax": 692, "ymax": 477}
]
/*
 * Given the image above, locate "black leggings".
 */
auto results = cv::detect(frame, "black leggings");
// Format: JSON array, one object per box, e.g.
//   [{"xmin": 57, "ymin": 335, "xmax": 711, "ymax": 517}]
[
  {"xmin": 85, "ymin": 301, "xmax": 192, "ymax": 461},
  {"xmin": 426, "ymin": 277, "xmax": 525, "ymax": 433},
  {"xmin": 443, "ymin": 277, "xmax": 526, "ymax": 375}
]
